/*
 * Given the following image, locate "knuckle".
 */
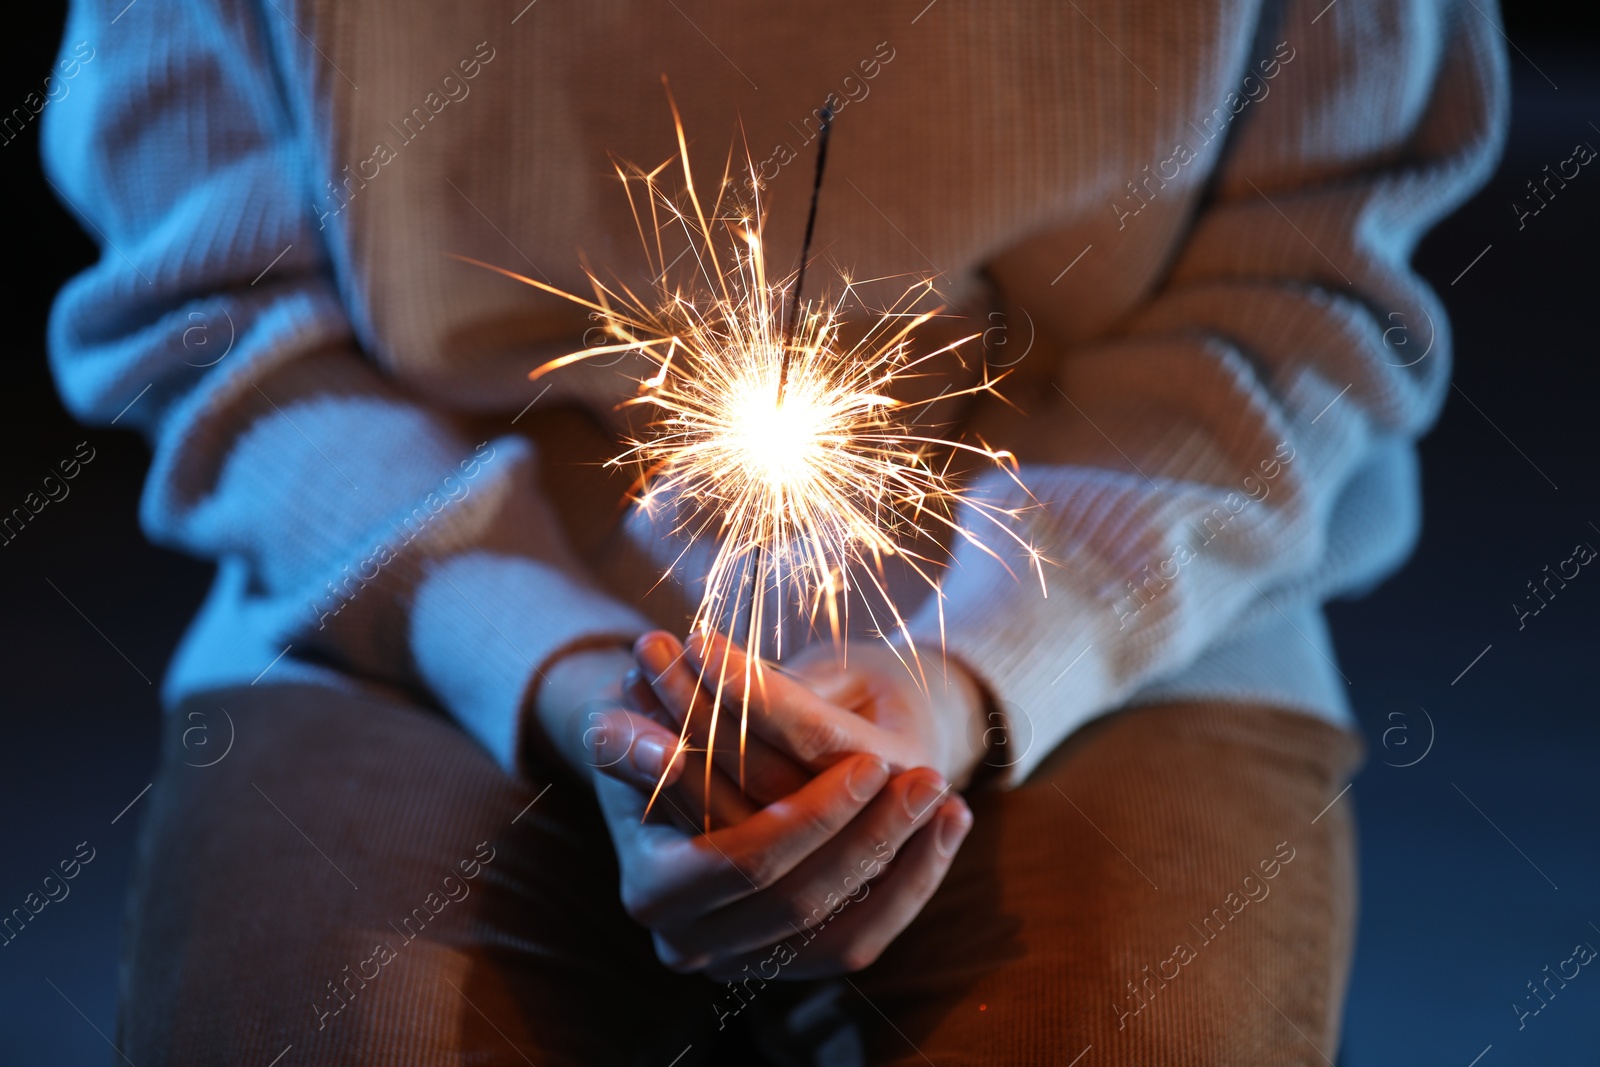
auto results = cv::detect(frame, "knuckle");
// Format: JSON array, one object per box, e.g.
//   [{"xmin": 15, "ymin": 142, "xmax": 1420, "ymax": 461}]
[
  {"xmin": 763, "ymin": 793, "xmax": 847, "ymax": 850},
  {"xmin": 789, "ymin": 716, "xmax": 850, "ymax": 765},
  {"xmin": 804, "ymin": 801, "xmax": 852, "ymax": 841},
  {"xmin": 782, "ymin": 897, "xmax": 823, "ymax": 933},
  {"xmin": 620, "ymin": 881, "xmax": 664, "ymax": 926},
  {"xmin": 651, "ymin": 933, "xmax": 705, "ymax": 974},
  {"xmin": 903, "ymin": 856, "xmax": 947, "ymax": 902},
  {"xmin": 729, "ymin": 846, "xmax": 782, "ymax": 891},
  {"xmin": 836, "ymin": 940, "xmax": 885, "ymax": 974}
]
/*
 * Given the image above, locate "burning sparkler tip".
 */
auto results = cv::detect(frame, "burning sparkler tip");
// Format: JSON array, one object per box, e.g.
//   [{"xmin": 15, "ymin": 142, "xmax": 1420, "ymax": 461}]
[{"xmin": 455, "ymin": 97, "xmax": 1044, "ymax": 831}]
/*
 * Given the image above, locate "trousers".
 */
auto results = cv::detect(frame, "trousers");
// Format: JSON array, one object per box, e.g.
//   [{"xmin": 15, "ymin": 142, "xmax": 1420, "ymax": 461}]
[{"xmin": 118, "ymin": 681, "xmax": 1363, "ymax": 1065}]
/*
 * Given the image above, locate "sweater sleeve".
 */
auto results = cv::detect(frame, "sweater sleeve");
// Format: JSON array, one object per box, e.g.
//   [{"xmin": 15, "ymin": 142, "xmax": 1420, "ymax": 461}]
[
  {"xmin": 43, "ymin": 0, "xmax": 649, "ymax": 773},
  {"xmin": 907, "ymin": 0, "xmax": 1508, "ymax": 781}
]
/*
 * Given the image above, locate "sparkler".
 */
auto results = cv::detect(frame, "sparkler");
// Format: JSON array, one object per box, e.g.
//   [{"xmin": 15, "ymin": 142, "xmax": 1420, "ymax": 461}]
[{"xmin": 455, "ymin": 87, "xmax": 1045, "ymax": 826}]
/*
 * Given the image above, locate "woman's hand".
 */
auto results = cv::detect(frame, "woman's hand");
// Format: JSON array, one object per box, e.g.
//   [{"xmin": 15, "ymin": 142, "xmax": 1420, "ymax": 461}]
[
  {"xmin": 636, "ymin": 630, "xmax": 994, "ymax": 792},
  {"xmin": 531, "ymin": 643, "xmax": 792, "ymax": 828},
  {"xmin": 585, "ymin": 702, "xmax": 973, "ymax": 979},
  {"xmin": 531, "ymin": 645, "xmax": 639, "ymax": 778},
  {"xmin": 785, "ymin": 639, "xmax": 993, "ymax": 789}
]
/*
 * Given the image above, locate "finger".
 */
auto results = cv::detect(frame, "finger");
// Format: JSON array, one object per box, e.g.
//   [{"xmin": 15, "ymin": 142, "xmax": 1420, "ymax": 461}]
[
  {"xmin": 628, "ymin": 652, "xmax": 771, "ymax": 829},
  {"xmin": 594, "ymin": 769, "xmax": 759, "ymax": 926},
  {"xmin": 636, "ymin": 632, "xmax": 812, "ymax": 804},
  {"xmin": 705, "ymin": 796, "xmax": 973, "ymax": 981},
  {"xmin": 588, "ymin": 710, "xmax": 705, "ymax": 835},
  {"xmin": 656, "ymin": 748, "xmax": 762, "ymax": 833},
  {"xmin": 685, "ymin": 631, "xmax": 897, "ymax": 771},
  {"xmin": 587, "ymin": 708, "xmax": 686, "ymax": 791},
  {"xmin": 658, "ymin": 767, "xmax": 955, "ymax": 966},
  {"xmin": 592, "ymin": 767, "xmax": 689, "ymax": 857},
  {"xmin": 591, "ymin": 705, "xmax": 758, "ymax": 832},
  {"xmin": 622, "ymin": 666, "xmax": 674, "ymax": 729},
  {"xmin": 771, "ymin": 796, "xmax": 973, "ymax": 978},
  {"xmin": 626, "ymin": 752, "xmax": 892, "ymax": 933},
  {"xmin": 595, "ymin": 768, "xmax": 768, "ymax": 926}
]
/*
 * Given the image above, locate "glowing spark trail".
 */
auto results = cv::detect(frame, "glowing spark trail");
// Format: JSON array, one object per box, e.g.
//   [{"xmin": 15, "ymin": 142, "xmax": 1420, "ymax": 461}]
[{"xmin": 454, "ymin": 88, "xmax": 1044, "ymax": 826}]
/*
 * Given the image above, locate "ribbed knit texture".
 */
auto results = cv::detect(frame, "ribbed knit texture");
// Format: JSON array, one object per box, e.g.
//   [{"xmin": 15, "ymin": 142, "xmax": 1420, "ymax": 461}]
[
  {"xmin": 45, "ymin": 0, "xmax": 1505, "ymax": 778},
  {"xmin": 119, "ymin": 683, "xmax": 1364, "ymax": 1064}
]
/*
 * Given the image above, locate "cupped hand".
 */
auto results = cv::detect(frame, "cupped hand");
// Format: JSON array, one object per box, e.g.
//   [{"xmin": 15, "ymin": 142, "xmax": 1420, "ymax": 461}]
[
  {"xmin": 635, "ymin": 630, "xmax": 993, "ymax": 793},
  {"xmin": 587, "ymin": 706, "xmax": 972, "ymax": 978}
]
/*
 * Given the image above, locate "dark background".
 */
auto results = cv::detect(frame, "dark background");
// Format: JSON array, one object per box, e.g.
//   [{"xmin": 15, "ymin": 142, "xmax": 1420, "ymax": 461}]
[{"xmin": 2, "ymin": 4, "xmax": 1597, "ymax": 1064}]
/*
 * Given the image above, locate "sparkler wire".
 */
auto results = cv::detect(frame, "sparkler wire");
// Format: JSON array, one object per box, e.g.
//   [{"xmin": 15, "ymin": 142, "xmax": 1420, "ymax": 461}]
[{"xmin": 450, "ymin": 87, "xmax": 1046, "ymax": 831}]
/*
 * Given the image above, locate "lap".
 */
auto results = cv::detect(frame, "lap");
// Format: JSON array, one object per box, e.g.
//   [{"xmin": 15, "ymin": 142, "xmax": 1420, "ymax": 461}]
[
  {"xmin": 841, "ymin": 701, "xmax": 1364, "ymax": 1066},
  {"xmin": 119, "ymin": 685, "xmax": 1361, "ymax": 1066},
  {"xmin": 119, "ymin": 681, "xmax": 706, "ymax": 1066}
]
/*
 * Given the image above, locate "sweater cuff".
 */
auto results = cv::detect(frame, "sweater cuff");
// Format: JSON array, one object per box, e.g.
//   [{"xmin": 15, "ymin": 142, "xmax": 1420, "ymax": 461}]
[
  {"xmin": 409, "ymin": 551, "xmax": 652, "ymax": 774},
  {"xmin": 908, "ymin": 562, "xmax": 1116, "ymax": 786},
  {"xmin": 908, "ymin": 505, "xmax": 1355, "ymax": 785}
]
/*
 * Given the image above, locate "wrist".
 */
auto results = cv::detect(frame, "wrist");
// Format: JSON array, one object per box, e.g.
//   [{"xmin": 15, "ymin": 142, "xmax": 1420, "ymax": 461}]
[
  {"xmin": 934, "ymin": 654, "xmax": 990, "ymax": 790},
  {"xmin": 531, "ymin": 643, "xmax": 636, "ymax": 779}
]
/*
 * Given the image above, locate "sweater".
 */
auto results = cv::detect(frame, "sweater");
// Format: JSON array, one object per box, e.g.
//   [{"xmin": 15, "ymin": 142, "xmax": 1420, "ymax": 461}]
[{"xmin": 44, "ymin": 0, "xmax": 1506, "ymax": 782}]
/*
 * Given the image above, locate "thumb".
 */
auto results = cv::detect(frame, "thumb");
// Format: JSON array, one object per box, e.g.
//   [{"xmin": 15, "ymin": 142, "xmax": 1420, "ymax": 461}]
[{"xmin": 587, "ymin": 708, "xmax": 686, "ymax": 791}]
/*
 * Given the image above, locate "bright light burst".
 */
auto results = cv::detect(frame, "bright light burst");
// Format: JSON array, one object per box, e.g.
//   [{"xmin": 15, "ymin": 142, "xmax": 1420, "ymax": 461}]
[{"xmin": 454, "ymin": 93, "xmax": 1045, "ymax": 823}]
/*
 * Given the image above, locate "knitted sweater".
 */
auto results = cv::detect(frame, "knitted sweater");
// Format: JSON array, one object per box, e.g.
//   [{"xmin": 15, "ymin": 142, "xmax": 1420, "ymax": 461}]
[{"xmin": 45, "ymin": 0, "xmax": 1506, "ymax": 782}]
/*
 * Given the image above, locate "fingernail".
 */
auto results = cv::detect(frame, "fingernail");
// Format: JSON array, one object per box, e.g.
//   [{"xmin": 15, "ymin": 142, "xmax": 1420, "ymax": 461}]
[
  {"xmin": 846, "ymin": 756, "xmax": 889, "ymax": 802},
  {"xmin": 632, "ymin": 735, "xmax": 667, "ymax": 779},
  {"xmin": 903, "ymin": 775, "xmax": 948, "ymax": 821},
  {"xmin": 937, "ymin": 801, "xmax": 973, "ymax": 858}
]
